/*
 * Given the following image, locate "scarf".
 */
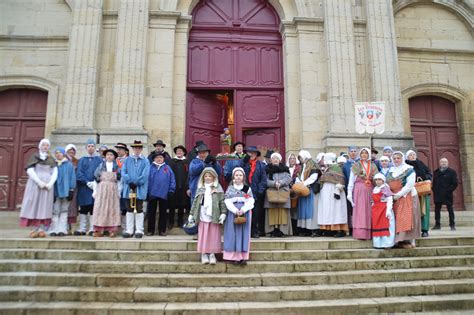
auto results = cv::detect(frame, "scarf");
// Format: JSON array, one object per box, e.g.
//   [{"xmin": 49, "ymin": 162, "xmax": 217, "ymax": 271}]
[
  {"xmin": 248, "ymin": 159, "xmax": 257, "ymax": 184},
  {"xmin": 153, "ymin": 162, "xmax": 165, "ymax": 170},
  {"xmin": 203, "ymin": 183, "xmax": 213, "ymax": 217},
  {"xmin": 56, "ymin": 157, "xmax": 68, "ymax": 167},
  {"xmin": 174, "ymin": 156, "xmax": 186, "ymax": 160},
  {"xmin": 106, "ymin": 161, "xmax": 114, "ymax": 172},
  {"xmin": 266, "ymin": 163, "xmax": 290, "ymax": 180},
  {"xmin": 319, "ymin": 164, "xmax": 345, "ymax": 185}
]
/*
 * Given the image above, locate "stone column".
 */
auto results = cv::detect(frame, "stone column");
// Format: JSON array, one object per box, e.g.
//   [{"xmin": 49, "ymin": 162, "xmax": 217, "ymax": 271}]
[
  {"xmin": 110, "ymin": 0, "xmax": 149, "ymax": 130},
  {"xmin": 365, "ymin": 0, "xmax": 404, "ymax": 134},
  {"xmin": 280, "ymin": 21, "xmax": 301, "ymax": 153},
  {"xmin": 145, "ymin": 11, "xmax": 180, "ymax": 147},
  {"xmin": 53, "ymin": 0, "xmax": 103, "ymax": 144},
  {"xmin": 322, "ymin": 0, "xmax": 362, "ymax": 149}
]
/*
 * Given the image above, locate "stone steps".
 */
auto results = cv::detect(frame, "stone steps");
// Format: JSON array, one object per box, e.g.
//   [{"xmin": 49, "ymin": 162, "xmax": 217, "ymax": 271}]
[
  {"xmin": 0, "ymin": 235, "xmax": 472, "ymax": 251},
  {"xmin": 1, "ymin": 235, "xmax": 473, "ymax": 313},
  {"xmin": 1, "ymin": 245, "xmax": 473, "ymax": 261},
  {"xmin": 1, "ymin": 293, "xmax": 474, "ymax": 314},
  {"xmin": 1, "ymin": 279, "xmax": 473, "ymax": 303},
  {"xmin": 0, "ymin": 255, "xmax": 472, "ymax": 274},
  {"xmin": 1, "ymin": 266, "xmax": 473, "ymax": 287}
]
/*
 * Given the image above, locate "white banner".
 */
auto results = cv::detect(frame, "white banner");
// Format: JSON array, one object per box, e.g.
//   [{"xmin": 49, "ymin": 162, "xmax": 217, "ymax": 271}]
[{"xmin": 354, "ymin": 101, "xmax": 385, "ymax": 134}]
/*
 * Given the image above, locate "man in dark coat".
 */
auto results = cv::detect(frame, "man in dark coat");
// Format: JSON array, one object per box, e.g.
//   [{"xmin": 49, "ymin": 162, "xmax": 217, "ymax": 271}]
[
  {"xmin": 147, "ymin": 140, "xmax": 171, "ymax": 164},
  {"xmin": 240, "ymin": 146, "xmax": 267, "ymax": 238},
  {"xmin": 432, "ymin": 158, "xmax": 458, "ymax": 230},
  {"xmin": 186, "ymin": 140, "xmax": 205, "ymax": 162},
  {"xmin": 168, "ymin": 145, "xmax": 190, "ymax": 228}
]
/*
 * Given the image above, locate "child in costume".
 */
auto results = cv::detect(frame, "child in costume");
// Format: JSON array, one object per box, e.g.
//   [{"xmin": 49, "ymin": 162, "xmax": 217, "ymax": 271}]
[
  {"xmin": 223, "ymin": 167, "xmax": 254, "ymax": 265},
  {"xmin": 189, "ymin": 167, "xmax": 226, "ymax": 265},
  {"xmin": 372, "ymin": 173, "xmax": 395, "ymax": 248}
]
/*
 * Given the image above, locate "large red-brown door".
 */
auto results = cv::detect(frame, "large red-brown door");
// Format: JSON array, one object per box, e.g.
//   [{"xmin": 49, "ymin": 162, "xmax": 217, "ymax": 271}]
[
  {"xmin": 409, "ymin": 95, "xmax": 464, "ymax": 210},
  {"xmin": 186, "ymin": 0, "xmax": 284, "ymax": 155},
  {"xmin": 0, "ymin": 89, "xmax": 47, "ymax": 210},
  {"xmin": 186, "ymin": 91, "xmax": 227, "ymax": 155}
]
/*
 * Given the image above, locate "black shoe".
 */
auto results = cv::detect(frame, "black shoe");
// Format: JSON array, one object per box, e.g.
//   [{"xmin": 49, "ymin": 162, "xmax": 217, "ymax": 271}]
[
  {"xmin": 432, "ymin": 224, "xmax": 441, "ymax": 230},
  {"xmin": 74, "ymin": 231, "xmax": 85, "ymax": 236},
  {"xmin": 334, "ymin": 231, "xmax": 346, "ymax": 238},
  {"xmin": 58, "ymin": 232, "xmax": 65, "ymax": 237},
  {"xmin": 239, "ymin": 260, "xmax": 247, "ymax": 266},
  {"xmin": 259, "ymin": 231, "xmax": 266, "ymax": 237},
  {"xmin": 135, "ymin": 233, "xmax": 143, "ymax": 238},
  {"xmin": 450, "ymin": 225, "xmax": 456, "ymax": 231},
  {"xmin": 122, "ymin": 232, "xmax": 132, "ymax": 238},
  {"xmin": 146, "ymin": 232, "xmax": 154, "ymax": 236},
  {"xmin": 421, "ymin": 231, "xmax": 429, "ymax": 237},
  {"xmin": 87, "ymin": 231, "xmax": 94, "ymax": 237},
  {"xmin": 312, "ymin": 231, "xmax": 323, "ymax": 237},
  {"xmin": 251, "ymin": 233, "xmax": 260, "ymax": 239},
  {"xmin": 50, "ymin": 232, "xmax": 57, "ymax": 237}
]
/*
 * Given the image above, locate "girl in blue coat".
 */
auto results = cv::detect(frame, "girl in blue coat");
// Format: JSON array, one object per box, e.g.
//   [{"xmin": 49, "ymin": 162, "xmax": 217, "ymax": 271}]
[
  {"xmin": 147, "ymin": 152, "xmax": 176, "ymax": 236},
  {"xmin": 50, "ymin": 147, "xmax": 76, "ymax": 236}
]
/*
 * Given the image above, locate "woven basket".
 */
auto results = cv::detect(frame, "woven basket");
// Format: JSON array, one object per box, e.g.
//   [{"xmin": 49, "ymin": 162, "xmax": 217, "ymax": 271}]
[
  {"xmin": 415, "ymin": 177, "xmax": 432, "ymax": 196},
  {"xmin": 292, "ymin": 182, "xmax": 310, "ymax": 197}
]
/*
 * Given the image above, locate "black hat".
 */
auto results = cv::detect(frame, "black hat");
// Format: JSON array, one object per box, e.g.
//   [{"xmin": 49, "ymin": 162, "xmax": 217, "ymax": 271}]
[
  {"xmin": 194, "ymin": 140, "xmax": 205, "ymax": 148},
  {"xmin": 103, "ymin": 149, "xmax": 118, "ymax": 159},
  {"xmin": 115, "ymin": 143, "xmax": 128, "ymax": 150},
  {"xmin": 233, "ymin": 141, "xmax": 245, "ymax": 150},
  {"xmin": 371, "ymin": 147, "xmax": 379, "ymax": 155},
  {"xmin": 245, "ymin": 146, "xmax": 261, "ymax": 157},
  {"xmin": 153, "ymin": 140, "xmax": 166, "ymax": 147},
  {"xmin": 130, "ymin": 140, "xmax": 144, "ymax": 148},
  {"xmin": 196, "ymin": 143, "xmax": 211, "ymax": 153},
  {"xmin": 264, "ymin": 150, "xmax": 274, "ymax": 159},
  {"xmin": 151, "ymin": 151, "xmax": 165, "ymax": 161},
  {"xmin": 173, "ymin": 145, "xmax": 187, "ymax": 156}
]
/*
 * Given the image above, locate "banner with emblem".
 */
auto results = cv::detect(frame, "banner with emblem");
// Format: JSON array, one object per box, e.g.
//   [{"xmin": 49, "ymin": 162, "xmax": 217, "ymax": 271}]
[{"xmin": 354, "ymin": 101, "xmax": 385, "ymax": 134}]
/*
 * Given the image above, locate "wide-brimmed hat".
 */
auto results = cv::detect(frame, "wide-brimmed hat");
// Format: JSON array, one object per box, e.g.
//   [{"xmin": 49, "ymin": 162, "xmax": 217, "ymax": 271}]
[
  {"xmin": 195, "ymin": 143, "xmax": 211, "ymax": 153},
  {"xmin": 114, "ymin": 143, "xmax": 128, "ymax": 150},
  {"xmin": 150, "ymin": 151, "xmax": 165, "ymax": 161},
  {"xmin": 103, "ymin": 149, "xmax": 118, "ymax": 159},
  {"xmin": 173, "ymin": 145, "xmax": 187, "ymax": 156},
  {"xmin": 233, "ymin": 141, "xmax": 245, "ymax": 150},
  {"xmin": 371, "ymin": 147, "xmax": 379, "ymax": 155},
  {"xmin": 194, "ymin": 140, "xmax": 205, "ymax": 148},
  {"xmin": 153, "ymin": 140, "xmax": 166, "ymax": 147},
  {"xmin": 245, "ymin": 146, "xmax": 261, "ymax": 157},
  {"xmin": 264, "ymin": 150, "xmax": 274, "ymax": 159},
  {"xmin": 130, "ymin": 140, "xmax": 144, "ymax": 148}
]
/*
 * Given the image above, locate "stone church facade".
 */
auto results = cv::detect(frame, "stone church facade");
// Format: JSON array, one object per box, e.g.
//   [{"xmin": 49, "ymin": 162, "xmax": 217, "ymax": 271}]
[{"xmin": 0, "ymin": 0, "xmax": 473, "ymax": 211}]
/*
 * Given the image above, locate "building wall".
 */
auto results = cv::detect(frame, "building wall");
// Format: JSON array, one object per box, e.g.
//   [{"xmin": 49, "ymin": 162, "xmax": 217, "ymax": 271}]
[{"xmin": 0, "ymin": 0, "xmax": 473, "ymax": 209}]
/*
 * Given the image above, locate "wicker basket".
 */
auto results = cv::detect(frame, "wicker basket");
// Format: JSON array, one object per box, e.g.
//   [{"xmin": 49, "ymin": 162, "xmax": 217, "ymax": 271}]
[
  {"xmin": 415, "ymin": 177, "xmax": 432, "ymax": 196},
  {"xmin": 292, "ymin": 182, "xmax": 310, "ymax": 197}
]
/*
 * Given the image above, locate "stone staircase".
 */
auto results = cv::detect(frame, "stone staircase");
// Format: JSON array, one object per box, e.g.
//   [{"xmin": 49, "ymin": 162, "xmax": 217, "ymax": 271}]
[{"xmin": 0, "ymin": 235, "xmax": 473, "ymax": 314}]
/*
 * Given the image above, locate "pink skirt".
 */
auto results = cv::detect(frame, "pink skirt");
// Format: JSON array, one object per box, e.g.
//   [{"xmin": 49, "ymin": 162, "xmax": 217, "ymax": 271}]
[{"xmin": 197, "ymin": 221, "xmax": 222, "ymax": 254}]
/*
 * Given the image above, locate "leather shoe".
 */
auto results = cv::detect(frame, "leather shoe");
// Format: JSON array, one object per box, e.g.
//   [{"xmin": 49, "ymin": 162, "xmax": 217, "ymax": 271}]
[
  {"xmin": 421, "ymin": 231, "xmax": 429, "ymax": 237},
  {"xmin": 432, "ymin": 224, "xmax": 441, "ymax": 230},
  {"xmin": 450, "ymin": 225, "xmax": 456, "ymax": 231}
]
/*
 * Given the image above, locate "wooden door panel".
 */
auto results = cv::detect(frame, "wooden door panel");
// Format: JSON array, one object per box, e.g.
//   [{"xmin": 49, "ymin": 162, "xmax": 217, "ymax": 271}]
[
  {"xmin": 0, "ymin": 145, "xmax": 15, "ymax": 210},
  {"xmin": 260, "ymin": 47, "xmax": 282, "ymax": 85},
  {"xmin": 243, "ymin": 128, "xmax": 281, "ymax": 153},
  {"xmin": 236, "ymin": 90, "xmax": 283, "ymax": 126},
  {"xmin": 21, "ymin": 89, "xmax": 48, "ymax": 118},
  {"xmin": 186, "ymin": 91, "xmax": 227, "ymax": 155},
  {"xmin": 410, "ymin": 95, "xmax": 464, "ymax": 210}
]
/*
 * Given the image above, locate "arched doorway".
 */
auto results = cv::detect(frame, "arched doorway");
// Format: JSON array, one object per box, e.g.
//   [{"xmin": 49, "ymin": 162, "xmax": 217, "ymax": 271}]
[
  {"xmin": 409, "ymin": 95, "xmax": 464, "ymax": 210},
  {"xmin": 0, "ymin": 89, "xmax": 47, "ymax": 210},
  {"xmin": 186, "ymin": 0, "xmax": 284, "ymax": 154}
]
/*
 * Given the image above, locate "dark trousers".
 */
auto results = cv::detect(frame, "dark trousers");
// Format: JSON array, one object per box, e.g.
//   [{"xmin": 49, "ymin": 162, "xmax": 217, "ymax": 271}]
[
  {"xmin": 435, "ymin": 202, "xmax": 455, "ymax": 227},
  {"xmin": 251, "ymin": 193, "xmax": 265, "ymax": 235},
  {"xmin": 169, "ymin": 207, "xmax": 186, "ymax": 227},
  {"xmin": 79, "ymin": 204, "xmax": 93, "ymax": 215},
  {"xmin": 120, "ymin": 198, "xmax": 128, "ymax": 216},
  {"xmin": 125, "ymin": 199, "xmax": 144, "ymax": 213},
  {"xmin": 148, "ymin": 198, "xmax": 168, "ymax": 234}
]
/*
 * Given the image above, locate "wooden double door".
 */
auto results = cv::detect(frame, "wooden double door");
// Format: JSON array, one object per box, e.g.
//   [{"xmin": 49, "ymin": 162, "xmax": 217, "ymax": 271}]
[
  {"xmin": 0, "ymin": 89, "xmax": 47, "ymax": 210},
  {"xmin": 409, "ymin": 95, "xmax": 464, "ymax": 210}
]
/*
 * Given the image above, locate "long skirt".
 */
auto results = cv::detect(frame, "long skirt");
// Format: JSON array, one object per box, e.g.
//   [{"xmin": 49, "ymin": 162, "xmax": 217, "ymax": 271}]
[
  {"xmin": 67, "ymin": 189, "xmax": 78, "ymax": 224},
  {"xmin": 420, "ymin": 194, "xmax": 431, "ymax": 232},
  {"xmin": 19, "ymin": 164, "xmax": 54, "ymax": 228},
  {"xmin": 373, "ymin": 210, "xmax": 395, "ymax": 248},
  {"xmin": 297, "ymin": 192, "xmax": 319, "ymax": 230},
  {"xmin": 318, "ymin": 183, "xmax": 348, "ymax": 232},
  {"xmin": 223, "ymin": 211, "xmax": 252, "ymax": 261},
  {"xmin": 91, "ymin": 172, "xmax": 121, "ymax": 232},
  {"xmin": 394, "ymin": 195, "xmax": 421, "ymax": 243},
  {"xmin": 352, "ymin": 178, "xmax": 373, "ymax": 240},
  {"xmin": 197, "ymin": 221, "xmax": 222, "ymax": 254}
]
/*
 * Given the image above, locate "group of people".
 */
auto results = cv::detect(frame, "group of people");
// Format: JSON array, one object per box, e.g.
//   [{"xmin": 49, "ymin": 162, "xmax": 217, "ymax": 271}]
[{"xmin": 19, "ymin": 138, "xmax": 458, "ymax": 264}]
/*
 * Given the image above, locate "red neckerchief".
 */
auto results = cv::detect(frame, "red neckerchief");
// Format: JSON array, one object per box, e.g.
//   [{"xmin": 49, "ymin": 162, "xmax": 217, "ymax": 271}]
[{"xmin": 248, "ymin": 159, "xmax": 257, "ymax": 184}]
